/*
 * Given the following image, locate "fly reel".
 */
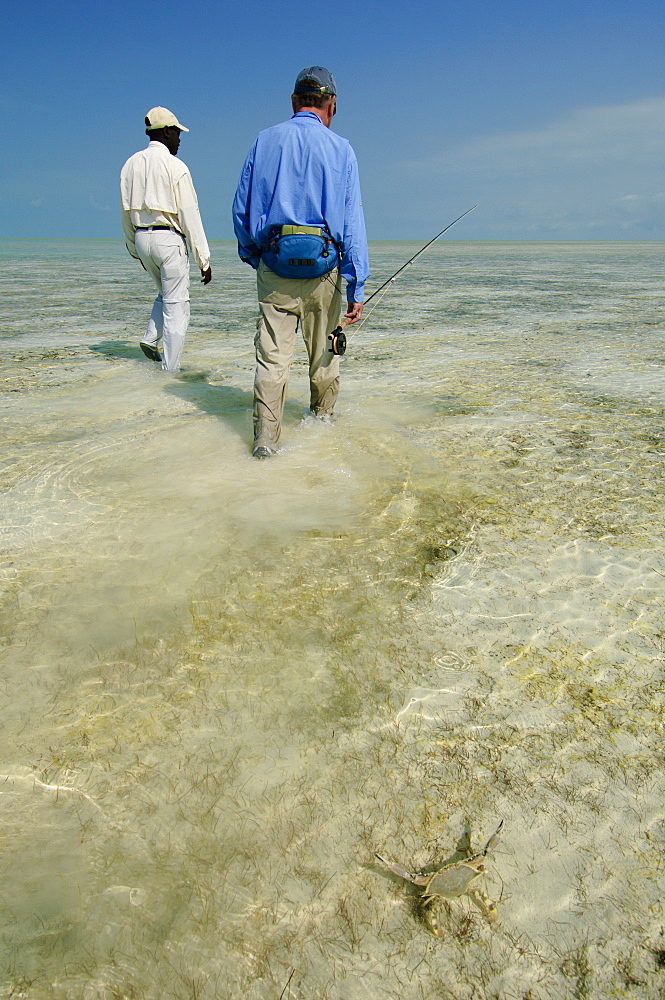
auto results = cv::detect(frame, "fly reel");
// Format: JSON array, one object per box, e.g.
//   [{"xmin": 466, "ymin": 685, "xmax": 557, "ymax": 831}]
[{"xmin": 328, "ymin": 326, "xmax": 347, "ymax": 356}]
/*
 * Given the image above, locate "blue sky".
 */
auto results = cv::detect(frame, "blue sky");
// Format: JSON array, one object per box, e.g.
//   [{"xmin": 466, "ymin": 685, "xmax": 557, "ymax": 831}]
[{"xmin": 2, "ymin": 0, "xmax": 663, "ymax": 239}]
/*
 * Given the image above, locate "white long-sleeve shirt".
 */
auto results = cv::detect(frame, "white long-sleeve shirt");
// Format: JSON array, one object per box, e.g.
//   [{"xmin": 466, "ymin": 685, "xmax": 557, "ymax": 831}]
[{"xmin": 120, "ymin": 141, "xmax": 210, "ymax": 271}]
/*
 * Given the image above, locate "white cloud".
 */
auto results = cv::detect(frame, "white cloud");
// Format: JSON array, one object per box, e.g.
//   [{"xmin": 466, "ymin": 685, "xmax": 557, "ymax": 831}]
[
  {"xmin": 403, "ymin": 97, "xmax": 665, "ymax": 238},
  {"xmin": 452, "ymin": 97, "xmax": 665, "ymax": 168}
]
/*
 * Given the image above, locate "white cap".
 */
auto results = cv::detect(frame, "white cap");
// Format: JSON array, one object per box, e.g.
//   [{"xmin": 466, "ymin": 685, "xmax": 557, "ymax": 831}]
[{"xmin": 145, "ymin": 106, "xmax": 189, "ymax": 132}]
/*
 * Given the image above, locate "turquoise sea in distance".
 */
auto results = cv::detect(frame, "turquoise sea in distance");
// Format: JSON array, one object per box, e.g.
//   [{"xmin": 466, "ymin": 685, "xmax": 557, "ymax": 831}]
[{"xmin": 1, "ymin": 240, "xmax": 664, "ymax": 999}]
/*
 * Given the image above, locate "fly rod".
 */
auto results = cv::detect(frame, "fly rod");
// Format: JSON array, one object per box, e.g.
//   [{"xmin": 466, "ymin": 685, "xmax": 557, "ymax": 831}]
[{"xmin": 328, "ymin": 204, "xmax": 478, "ymax": 355}]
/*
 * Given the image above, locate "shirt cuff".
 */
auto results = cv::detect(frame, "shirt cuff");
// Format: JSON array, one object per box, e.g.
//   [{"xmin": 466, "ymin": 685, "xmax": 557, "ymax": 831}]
[{"xmin": 346, "ymin": 279, "xmax": 365, "ymax": 302}]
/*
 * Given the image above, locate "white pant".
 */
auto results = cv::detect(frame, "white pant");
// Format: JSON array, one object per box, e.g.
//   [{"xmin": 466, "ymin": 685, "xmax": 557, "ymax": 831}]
[{"xmin": 134, "ymin": 229, "xmax": 190, "ymax": 371}]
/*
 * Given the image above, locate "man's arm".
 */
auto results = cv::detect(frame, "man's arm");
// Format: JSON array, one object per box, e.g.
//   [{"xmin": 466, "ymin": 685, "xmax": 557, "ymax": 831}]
[
  {"xmin": 175, "ymin": 172, "xmax": 212, "ymax": 282},
  {"xmin": 340, "ymin": 151, "xmax": 369, "ymax": 311},
  {"xmin": 232, "ymin": 148, "xmax": 262, "ymax": 268},
  {"xmin": 120, "ymin": 207, "xmax": 141, "ymax": 260}
]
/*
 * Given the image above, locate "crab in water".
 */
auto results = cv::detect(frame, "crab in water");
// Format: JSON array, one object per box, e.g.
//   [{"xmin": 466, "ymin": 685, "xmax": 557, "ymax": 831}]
[{"xmin": 376, "ymin": 820, "xmax": 503, "ymax": 936}]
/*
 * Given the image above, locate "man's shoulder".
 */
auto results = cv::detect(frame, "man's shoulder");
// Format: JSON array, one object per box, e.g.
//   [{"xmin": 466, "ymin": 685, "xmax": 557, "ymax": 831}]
[
  {"xmin": 258, "ymin": 117, "xmax": 352, "ymax": 152},
  {"xmin": 121, "ymin": 146, "xmax": 155, "ymax": 173},
  {"xmin": 121, "ymin": 144, "xmax": 191, "ymax": 178},
  {"xmin": 324, "ymin": 128, "xmax": 354, "ymax": 153},
  {"xmin": 168, "ymin": 154, "xmax": 192, "ymax": 180},
  {"xmin": 120, "ymin": 148, "xmax": 145, "ymax": 172},
  {"xmin": 257, "ymin": 117, "xmax": 298, "ymax": 140}
]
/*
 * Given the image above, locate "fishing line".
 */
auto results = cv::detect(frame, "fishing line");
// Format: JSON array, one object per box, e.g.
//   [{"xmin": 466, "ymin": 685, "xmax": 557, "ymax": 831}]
[{"xmin": 328, "ymin": 204, "xmax": 478, "ymax": 355}]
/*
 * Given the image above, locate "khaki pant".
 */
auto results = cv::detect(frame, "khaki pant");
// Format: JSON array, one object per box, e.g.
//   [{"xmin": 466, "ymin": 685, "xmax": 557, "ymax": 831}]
[{"xmin": 253, "ymin": 260, "xmax": 343, "ymax": 448}]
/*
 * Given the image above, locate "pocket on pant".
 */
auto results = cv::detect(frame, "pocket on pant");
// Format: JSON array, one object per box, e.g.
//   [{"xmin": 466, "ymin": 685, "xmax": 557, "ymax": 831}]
[
  {"xmin": 161, "ymin": 244, "xmax": 184, "ymax": 277},
  {"xmin": 160, "ymin": 244, "xmax": 190, "ymax": 301}
]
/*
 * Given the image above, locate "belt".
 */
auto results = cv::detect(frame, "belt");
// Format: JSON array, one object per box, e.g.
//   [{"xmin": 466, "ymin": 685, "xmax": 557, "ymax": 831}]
[
  {"xmin": 135, "ymin": 225, "xmax": 185, "ymax": 238},
  {"xmin": 279, "ymin": 224, "xmax": 324, "ymax": 238}
]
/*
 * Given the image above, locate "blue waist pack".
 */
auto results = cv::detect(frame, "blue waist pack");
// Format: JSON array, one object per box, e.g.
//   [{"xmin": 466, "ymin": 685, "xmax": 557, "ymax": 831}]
[{"xmin": 262, "ymin": 225, "xmax": 340, "ymax": 279}]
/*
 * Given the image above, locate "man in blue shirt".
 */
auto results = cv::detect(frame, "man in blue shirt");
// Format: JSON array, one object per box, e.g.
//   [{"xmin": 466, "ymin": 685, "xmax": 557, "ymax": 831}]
[{"xmin": 233, "ymin": 66, "xmax": 370, "ymax": 458}]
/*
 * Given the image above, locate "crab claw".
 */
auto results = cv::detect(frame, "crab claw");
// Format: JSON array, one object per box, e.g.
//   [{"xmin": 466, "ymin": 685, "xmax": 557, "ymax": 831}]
[
  {"xmin": 481, "ymin": 819, "xmax": 504, "ymax": 857},
  {"xmin": 375, "ymin": 854, "xmax": 417, "ymax": 883}
]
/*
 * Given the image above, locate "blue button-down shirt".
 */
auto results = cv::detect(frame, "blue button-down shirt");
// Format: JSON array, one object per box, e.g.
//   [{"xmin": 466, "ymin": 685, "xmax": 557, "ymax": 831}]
[{"xmin": 232, "ymin": 111, "xmax": 369, "ymax": 301}]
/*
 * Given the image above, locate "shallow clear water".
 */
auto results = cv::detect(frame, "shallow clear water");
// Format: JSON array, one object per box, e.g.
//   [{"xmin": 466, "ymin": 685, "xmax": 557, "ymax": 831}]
[{"xmin": 1, "ymin": 240, "xmax": 664, "ymax": 999}]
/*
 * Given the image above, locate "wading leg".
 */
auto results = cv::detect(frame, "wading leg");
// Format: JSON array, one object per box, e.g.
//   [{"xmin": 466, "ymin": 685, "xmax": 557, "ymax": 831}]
[
  {"xmin": 144, "ymin": 295, "xmax": 163, "ymax": 349},
  {"xmin": 253, "ymin": 303, "xmax": 298, "ymax": 448},
  {"xmin": 302, "ymin": 271, "xmax": 342, "ymax": 417},
  {"xmin": 160, "ymin": 299, "xmax": 190, "ymax": 371}
]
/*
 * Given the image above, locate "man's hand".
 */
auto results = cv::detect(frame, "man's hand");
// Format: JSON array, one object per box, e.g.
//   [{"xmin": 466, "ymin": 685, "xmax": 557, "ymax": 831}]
[
  {"xmin": 344, "ymin": 301, "xmax": 364, "ymax": 325},
  {"xmin": 200, "ymin": 266, "xmax": 212, "ymax": 285}
]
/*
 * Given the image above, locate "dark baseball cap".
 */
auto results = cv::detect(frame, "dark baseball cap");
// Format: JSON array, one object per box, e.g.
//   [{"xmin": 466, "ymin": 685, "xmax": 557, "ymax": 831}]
[{"xmin": 293, "ymin": 66, "xmax": 337, "ymax": 96}]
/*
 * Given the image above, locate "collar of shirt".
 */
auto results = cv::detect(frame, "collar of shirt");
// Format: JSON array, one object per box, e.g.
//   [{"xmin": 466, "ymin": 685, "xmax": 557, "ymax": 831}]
[{"xmin": 291, "ymin": 111, "xmax": 325, "ymax": 124}]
